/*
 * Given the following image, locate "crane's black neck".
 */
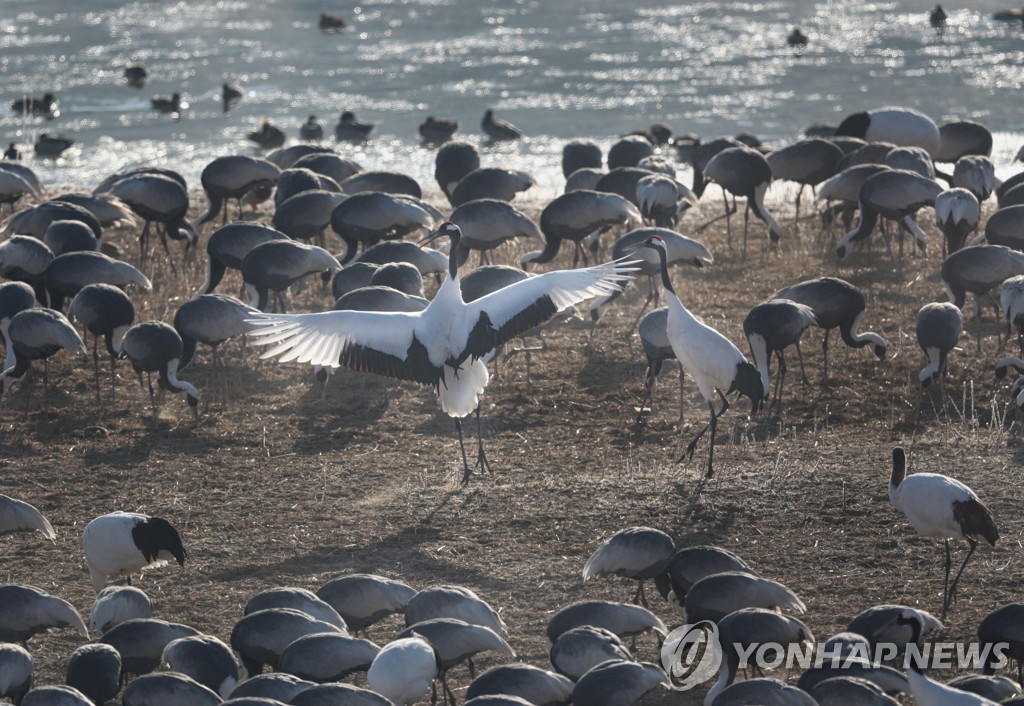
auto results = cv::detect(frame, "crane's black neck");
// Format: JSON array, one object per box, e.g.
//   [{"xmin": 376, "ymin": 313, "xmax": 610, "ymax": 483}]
[
  {"xmin": 655, "ymin": 245, "xmax": 676, "ymax": 296},
  {"xmin": 179, "ymin": 336, "xmax": 197, "ymax": 369},
  {"xmin": 445, "ymin": 228, "xmax": 461, "ymax": 279},
  {"xmin": 890, "ymin": 447, "xmax": 906, "ymax": 488},
  {"xmin": 529, "ymin": 235, "xmax": 562, "ymax": 265}
]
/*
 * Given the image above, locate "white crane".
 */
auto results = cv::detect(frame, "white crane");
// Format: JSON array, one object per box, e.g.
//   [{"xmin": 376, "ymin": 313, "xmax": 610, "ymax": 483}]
[
  {"xmin": 82, "ymin": 511, "xmax": 187, "ymax": 592},
  {"xmin": 888, "ymin": 447, "xmax": 998, "ymax": 620},
  {"xmin": 907, "ymin": 663, "xmax": 1000, "ymax": 705},
  {"xmin": 247, "ymin": 221, "xmax": 635, "ymax": 484},
  {"xmin": 636, "ymin": 235, "xmax": 763, "ymax": 479}
]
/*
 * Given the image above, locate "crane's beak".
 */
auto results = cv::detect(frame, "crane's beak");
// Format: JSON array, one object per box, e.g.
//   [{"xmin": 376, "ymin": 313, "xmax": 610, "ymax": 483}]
[
  {"xmin": 416, "ymin": 225, "xmax": 443, "ymax": 247},
  {"xmin": 622, "ymin": 242, "xmax": 650, "ymax": 256}
]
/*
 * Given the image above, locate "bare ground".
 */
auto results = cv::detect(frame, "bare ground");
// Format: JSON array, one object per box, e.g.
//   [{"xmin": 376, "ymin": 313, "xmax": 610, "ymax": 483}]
[{"xmin": 3, "ymin": 188, "xmax": 1023, "ymax": 705}]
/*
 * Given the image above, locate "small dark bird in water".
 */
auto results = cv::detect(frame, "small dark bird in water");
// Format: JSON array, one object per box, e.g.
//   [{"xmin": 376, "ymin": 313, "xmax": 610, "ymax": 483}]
[
  {"xmin": 3, "ymin": 143, "xmax": 20, "ymax": 161},
  {"xmin": 248, "ymin": 118, "xmax": 286, "ymax": 150},
  {"xmin": 124, "ymin": 63, "xmax": 148, "ymax": 87},
  {"xmin": 222, "ymin": 82, "xmax": 243, "ymax": 112},
  {"xmin": 151, "ymin": 92, "xmax": 186, "ymax": 115},
  {"xmin": 319, "ymin": 13, "xmax": 346, "ymax": 32},
  {"xmin": 34, "ymin": 133, "xmax": 74, "ymax": 158},
  {"xmin": 930, "ymin": 4, "xmax": 948, "ymax": 29},
  {"xmin": 335, "ymin": 111, "xmax": 374, "ymax": 142},
  {"xmin": 10, "ymin": 93, "xmax": 58, "ymax": 119},
  {"xmin": 787, "ymin": 28, "xmax": 809, "ymax": 48},
  {"xmin": 300, "ymin": 115, "xmax": 324, "ymax": 141}
]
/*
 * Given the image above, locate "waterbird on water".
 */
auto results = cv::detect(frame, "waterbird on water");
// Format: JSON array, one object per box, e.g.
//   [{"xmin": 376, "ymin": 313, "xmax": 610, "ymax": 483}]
[
  {"xmin": 335, "ymin": 112, "xmax": 374, "ymax": 142},
  {"xmin": 481, "ymin": 109, "xmax": 522, "ymax": 142},
  {"xmin": 888, "ymin": 447, "xmax": 998, "ymax": 621},
  {"xmin": 247, "ymin": 221, "xmax": 635, "ymax": 483}
]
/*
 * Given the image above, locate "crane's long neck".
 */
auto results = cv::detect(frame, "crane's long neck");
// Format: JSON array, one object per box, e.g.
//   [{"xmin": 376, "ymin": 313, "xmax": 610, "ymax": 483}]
[
  {"xmin": 841, "ymin": 311, "xmax": 886, "ymax": 350},
  {"xmin": 521, "ymin": 234, "xmax": 561, "ymax": 266},
  {"xmin": 655, "ymin": 245, "xmax": 676, "ymax": 298},
  {"xmin": 890, "ymin": 448, "xmax": 906, "ymax": 490}
]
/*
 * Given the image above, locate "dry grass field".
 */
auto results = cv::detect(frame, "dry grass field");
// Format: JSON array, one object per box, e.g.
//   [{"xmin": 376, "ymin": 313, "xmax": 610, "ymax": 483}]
[{"xmin": 2, "ymin": 183, "xmax": 1023, "ymax": 705}]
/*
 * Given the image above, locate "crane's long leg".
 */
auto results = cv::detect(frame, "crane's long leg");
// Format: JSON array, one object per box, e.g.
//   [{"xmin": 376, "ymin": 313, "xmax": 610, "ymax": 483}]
[
  {"xmin": 42, "ymin": 359, "xmax": 50, "ymax": 411},
  {"xmin": 110, "ymin": 355, "xmax": 117, "ymax": 402},
  {"xmin": 794, "ymin": 341, "xmax": 810, "ymax": 385},
  {"xmin": 821, "ymin": 329, "xmax": 831, "ymax": 385},
  {"xmin": 146, "ymin": 371, "xmax": 157, "ymax": 421},
  {"xmin": 941, "ymin": 539, "xmax": 952, "ymax": 621},
  {"xmin": 455, "ymin": 418, "xmax": 473, "ymax": 485},
  {"xmin": 776, "ymin": 351, "xmax": 788, "ymax": 412},
  {"xmin": 474, "ymin": 406, "xmax": 491, "ymax": 477},
  {"xmin": 722, "ymin": 192, "xmax": 732, "ymax": 249},
  {"xmin": 946, "ymin": 539, "xmax": 979, "ymax": 616},
  {"xmin": 158, "ymin": 226, "xmax": 179, "ymax": 277},
  {"xmin": 682, "ymin": 391, "xmax": 730, "ymax": 480},
  {"xmin": 92, "ymin": 335, "xmax": 101, "ymax": 403}
]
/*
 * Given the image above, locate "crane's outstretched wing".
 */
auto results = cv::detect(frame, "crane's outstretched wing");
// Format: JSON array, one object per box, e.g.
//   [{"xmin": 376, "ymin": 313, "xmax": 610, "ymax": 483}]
[
  {"xmin": 246, "ymin": 309, "xmax": 442, "ymax": 385},
  {"xmin": 461, "ymin": 258, "xmax": 637, "ymax": 361}
]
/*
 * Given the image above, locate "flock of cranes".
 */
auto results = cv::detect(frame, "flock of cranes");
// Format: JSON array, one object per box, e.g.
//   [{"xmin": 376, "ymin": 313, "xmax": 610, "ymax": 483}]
[{"xmin": 2, "ymin": 97, "xmax": 1024, "ymax": 705}]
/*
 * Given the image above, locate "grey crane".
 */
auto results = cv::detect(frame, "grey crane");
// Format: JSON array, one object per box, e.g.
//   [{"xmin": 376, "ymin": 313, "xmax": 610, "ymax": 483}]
[
  {"xmin": 241, "ymin": 239, "xmax": 340, "ymax": 312},
  {"xmin": 353, "ymin": 240, "xmax": 448, "ymax": 278},
  {"xmin": 946, "ymin": 674, "xmax": 1021, "ymax": 702},
  {"xmin": 582, "ymin": 526, "xmax": 675, "ymax": 607},
  {"xmin": 712, "ymin": 678, "xmax": 819, "ymax": 706},
  {"xmin": 244, "ymin": 587, "xmax": 347, "ymax": 629},
  {"xmin": 942, "ymin": 246, "xmax": 1024, "ymax": 326},
  {"xmin": 770, "ymin": 276, "xmax": 887, "ymax": 385},
  {"xmin": 549, "ymin": 626, "xmax": 633, "ymax": 681},
  {"xmin": 564, "ymin": 167, "xmax": 604, "ymax": 192},
  {"xmin": 292, "ymin": 152, "xmax": 362, "ymax": 184},
  {"xmin": 161, "ymin": 634, "xmax": 241, "ymax": 697},
  {"xmin": 419, "ymin": 116, "xmax": 458, "ymax": 144},
  {"xmin": 330, "ymin": 262, "xmax": 379, "ymax": 300},
  {"xmin": 743, "ymin": 299, "xmax": 818, "ymax": 411},
  {"xmin": 703, "ymin": 145, "xmax": 782, "ymax": 247},
  {"xmin": 635, "ymin": 307, "xmax": 684, "ymax": 423},
  {"xmin": 594, "ymin": 167, "xmax": 654, "ymax": 208},
  {"xmin": 983, "ymin": 205, "xmax": 1024, "ymax": 251},
  {"xmin": 368, "ymin": 262, "xmax": 424, "ymax": 297},
  {"xmin": 0, "ymin": 584, "xmax": 88, "ymax": 645},
  {"xmin": 704, "ymin": 608, "xmax": 814, "ymax": 704},
  {"xmin": 122, "ymin": 672, "xmax": 220, "ymax": 706},
  {"xmin": 835, "ymin": 169, "xmax": 941, "ymax": 260},
  {"xmin": 174, "ymin": 294, "xmax": 260, "ymax": 395},
  {"xmin": 683, "ymin": 571, "xmax": 806, "ymax": 624},
  {"xmin": 398, "ymin": 618, "xmax": 515, "ymax": 705},
  {"xmin": 635, "ymin": 173, "xmax": 697, "ymax": 230},
  {"xmin": 797, "ymin": 658, "xmax": 909, "ymax": 696},
  {"xmin": 546, "ymin": 600, "xmax": 666, "ymax": 644},
  {"xmin": 405, "ymin": 585, "xmax": 505, "ymax": 635},
  {"xmin": 88, "ymin": 586, "xmax": 153, "ymax": 634},
  {"xmin": 229, "ymin": 674, "xmax": 314, "ymax": 702},
  {"xmin": 0, "ymin": 281, "xmax": 38, "ymax": 359},
  {"xmin": 810, "ymin": 676, "xmax": 900, "ymax": 706},
  {"xmin": 248, "ymin": 118, "xmax": 286, "ymax": 150},
  {"xmin": 953, "ymin": 155, "xmax": 996, "ymax": 203},
  {"xmin": 607, "ymin": 135, "xmax": 655, "ymax": 170},
  {"xmin": 466, "ymin": 663, "xmax": 573, "ymax": 704},
  {"xmin": 119, "ymin": 321, "xmax": 200, "ymax": 420},
  {"xmin": 654, "ymin": 545, "xmax": 757, "ymax": 611},
  {"xmin": 847, "ymin": 604, "xmax": 944, "ymax": 651},
  {"xmin": 42, "ymin": 220, "xmax": 98, "ymax": 256},
  {"xmin": 521, "ymin": 190, "xmax": 640, "ymax": 268},
  {"xmin": 571, "ymin": 660, "xmax": 668, "ymax": 706},
  {"xmin": 673, "ymin": 135, "xmax": 745, "ymax": 198},
  {"xmin": 817, "ymin": 163, "xmax": 890, "ymax": 231},
  {"xmin": 106, "ymin": 173, "xmax": 198, "ymax": 270},
  {"xmin": 277, "ymin": 632, "xmax": 379, "ymax": 683},
  {"xmin": 4, "ymin": 199, "xmax": 102, "ymax": 241},
  {"xmin": 272, "ymin": 190, "xmax": 347, "ymax": 244},
  {"xmin": 197, "ymin": 155, "xmax": 280, "ymax": 226},
  {"xmin": 767, "ymin": 138, "xmax": 844, "ymax": 224},
  {"xmin": 978, "ymin": 603, "xmax": 1024, "ymax": 684},
  {"xmin": 0, "ymin": 308, "xmax": 85, "ymax": 409},
  {"xmin": 0, "ymin": 237, "xmax": 52, "ymax": 304},
  {"xmin": 52, "ymin": 192, "xmax": 136, "ymax": 229},
  {"xmin": 299, "ymin": 115, "xmax": 324, "ymax": 142},
  {"xmin": 837, "ymin": 142, "xmax": 896, "ymax": 171},
  {"xmin": 68, "ymin": 283, "xmax": 135, "ymax": 401},
  {"xmin": 194, "ymin": 222, "xmax": 288, "ymax": 298},
  {"xmin": 44, "ymin": 250, "xmax": 150, "ymax": 311},
  {"xmin": 0, "ymin": 493, "xmax": 55, "ymax": 541},
  {"xmin": 562, "ymin": 140, "xmax": 602, "ymax": 179},
  {"xmin": 94, "ymin": 166, "xmax": 186, "ymax": 194},
  {"xmin": 449, "ymin": 199, "xmax": 543, "ymax": 266},
  {"xmin": 935, "ymin": 188, "xmax": 979, "ymax": 254},
  {"xmin": 316, "ymin": 573, "xmax": 417, "ymax": 633},
  {"xmin": 1002, "ymin": 274, "xmax": 1024, "ymax": 352},
  {"xmin": 935, "ymin": 120, "xmax": 993, "ymax": 163},
  {"xmin": 434, "ymin": 141, "xmax": 480, "ymax": 203},
  {"xmin": 1000, "ymin": 183, "xmax": 1024, "ymax": 209},
  {"xmin": 341, "ymin": 170, "xmax": 422, "ymax": 198},
  {"xmin": 274, "ymin": 167, "xmax": 327, "ymax": 207},
  {"xmin": 230, "ymin": 608, "xmax": 345, "ymax": 676},
  {"xmin": 884, "ymin": 145, "xmax": 936, "ymax": 178},
  {"xmin": 292, "ymin": 682, "xmax": 391, "ymax": 706},
  {"xmin": 266, "ymin": 144, "xmax": 334, "ymax": 170},
  {"xmin": 449, "ymin": 167, "xmax": 534, "ymax": 207},
  {"xmin": 330, "ymin": 192, "xmax": 434, "ymax": 264},
  {"xmin": 21, "ymin": 686, "xmax": 94, "ymax": 706},
  {"xmin": 916, "ymin": 302, "xmax": 962, "ymax": 385},
  {"xmin": 335, "ymin": 111, "xmax": 374, "ymax": 142},
  {"xmin": 481, "ymin": 109, "xmax": 522, "ymax": 141},
  {"xmin": 65, "ymin": 643, "xmax": 122, "ymax": 706}
]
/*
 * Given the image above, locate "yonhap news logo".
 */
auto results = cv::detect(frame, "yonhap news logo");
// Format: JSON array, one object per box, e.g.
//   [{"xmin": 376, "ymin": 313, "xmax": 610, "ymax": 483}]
[
  {"xmin": 660, "ymin": 621, "xmax": 723, "ymax": 691},
  {"xmin": 660, "ymin": 621, "xmax": 1011, "ymax": 692}
]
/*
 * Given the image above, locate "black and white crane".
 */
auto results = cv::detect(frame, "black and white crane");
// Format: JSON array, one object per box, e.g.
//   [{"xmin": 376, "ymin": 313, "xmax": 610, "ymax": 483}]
[
  {"xmin": 888, "ymin": 447, "xmax": 998, "ymax": 620},
  {"xmin": 82, "ymin": 511, "xmax": 187, "ymax": 592},
  {"xmin": 770, "ymin": 276, "xmax": 887, "ymax": 384},
  {"xmin": 247, "ymin": 222, "xmax": 634, "ymax": 483},
  {"xmin": 1002, "ymin": 275, "xmax": 1024, "ymax": 352},
  {"xmin": 118, "ymin": 321, "xmax": 200, "ymax": 420},
  {"xmin": 915, "ymin": 302, "xmax": 962, "ymax": 387},
  {"xmin": 935, "ymin": 187, "xmax": 980, "ymax": 254},
  {"xmin": 835, "ymin": 106, "xmax": 941, "ymax": 156},
  {"xmin": 637, "ymin": 235, "xmax": 763, "ymax": 478},
  {"xmin": 835, "ymin": 169, "xmax": 941, "ymax": 260},
  {"xmin": 582, "ymin": 526, "xmax": 675, "ymax": 607},
  {"xmin": 0, "ymin": 308, "xmax": 85, "ymax": 409},
  {"xmin": 0, "ymin": 494, "xmax": 55, "ymax": 541},
  {"xmin": 68, "ymin": 283, "xmax": 135, "ymax": 402},
  {"xmin": 743, "ymin": 299, "xmax": 818, "ymax": 411}
]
